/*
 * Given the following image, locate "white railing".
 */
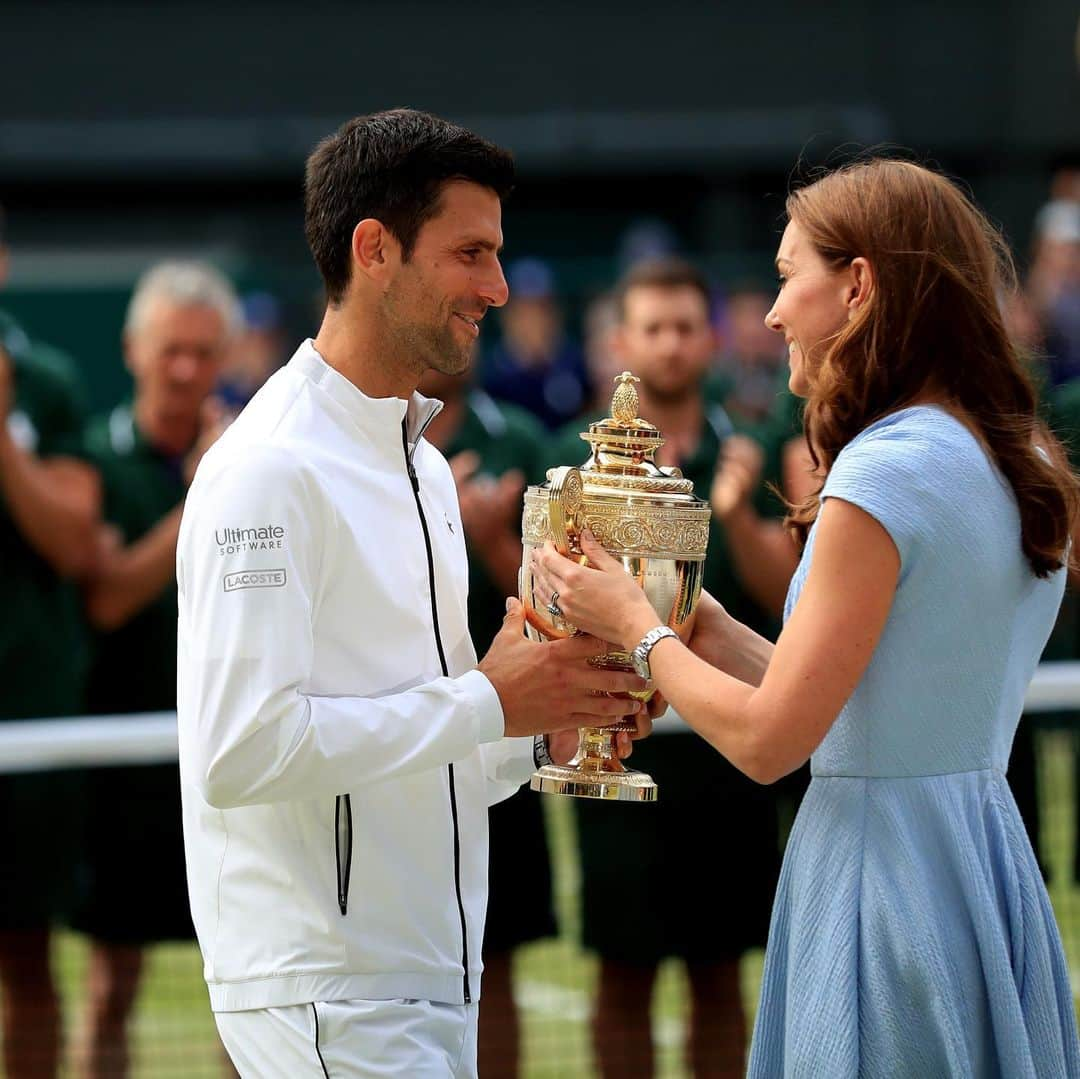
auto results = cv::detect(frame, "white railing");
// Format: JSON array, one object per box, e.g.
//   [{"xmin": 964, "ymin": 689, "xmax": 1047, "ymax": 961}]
[{"xmin": 3, "ymin": 661, "xmax": 1080, "ymax": 772}]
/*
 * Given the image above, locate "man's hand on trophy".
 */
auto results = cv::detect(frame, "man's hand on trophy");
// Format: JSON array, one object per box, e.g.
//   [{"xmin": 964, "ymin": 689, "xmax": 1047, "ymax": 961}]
[
  {"xmin": 530, "ymin": 531, "xmax": 662, "ymax": 654},
  {"xmin": 646, "ymin": 691, "xmax": 669, "ymax": 723},
  {"xmin": 478, "ymin": 598, "xmax": 650, "ymax": 738},
  {"xmin": 547, "ymin": 713, "xmax": 651, "ymax": 765}
]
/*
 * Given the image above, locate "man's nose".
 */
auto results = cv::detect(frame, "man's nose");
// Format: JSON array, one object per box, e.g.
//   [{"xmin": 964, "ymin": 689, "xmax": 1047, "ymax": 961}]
[
  {"xmin": 481, "ymin": 261, "xmax": 510, "ymax": 308},
  {"xmin": 764, "ymin": 306, "xmax": 783, "ymax": 333},
  {"xmin": 170, "ymin": 353, "xmax": 199, "ymax": 382}
]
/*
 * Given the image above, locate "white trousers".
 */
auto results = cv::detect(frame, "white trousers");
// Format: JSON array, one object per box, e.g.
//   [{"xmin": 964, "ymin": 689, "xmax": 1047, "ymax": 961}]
[{"xmin": 216, "ymin": 998, "xmax": 478, "ymax": 1078}]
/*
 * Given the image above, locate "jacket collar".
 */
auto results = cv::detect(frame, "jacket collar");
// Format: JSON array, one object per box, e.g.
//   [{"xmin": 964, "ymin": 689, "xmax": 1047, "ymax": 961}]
[{"xmin": 290, "ymin": 339, "xmax": 442, "ymax": 456}]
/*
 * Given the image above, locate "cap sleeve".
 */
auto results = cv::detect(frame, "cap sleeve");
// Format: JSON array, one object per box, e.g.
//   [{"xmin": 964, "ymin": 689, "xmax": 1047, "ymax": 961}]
[{"xmin": 821, "ymin": 422, "xmax": 935, "ymax": 573}]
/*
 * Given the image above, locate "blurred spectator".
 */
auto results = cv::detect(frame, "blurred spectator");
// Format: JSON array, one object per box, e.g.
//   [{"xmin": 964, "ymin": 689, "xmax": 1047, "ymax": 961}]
[
  {"xmin": 417, "ymin": 363, "xmax": 556, "ymax": 1079},
  {"xmin": 1029, "ymin": 199, "xmax": 1080, "ymax": 386},
  {"xmin": 582, "ymin": 291, "xmax": 622, "ymax": 410},
  {"xmin": 615, "ymin": 217, "xmax": 681, "ymax": 274},
  {"xmin": 1049, "ymin": 160, "xmax": 1080, "ymax": 203},
  {"xmin": 216, "ymin": 290, "xmax": 289, "ymax": 410},
  {"xmin": 0, "ymin": 204, "xmax": 101, "ymax": 1079},
  {"xmin": 481, "ymin": 257, "xmax": 590, "ymax": 429},
  {"xmin": 71, "ymin": 262, "xmax": 238, "ymax": 1076},
  {"xmin": 710, "ymin": 285, "xmax": 787, "ymax": 424},
  {"xmin": 1000, "ymin": 286, "xmax": 1048, "ymax": 360},
  {"xmin": 544, "ymin": 257, "xmax": 800, "ymax": 1076}
]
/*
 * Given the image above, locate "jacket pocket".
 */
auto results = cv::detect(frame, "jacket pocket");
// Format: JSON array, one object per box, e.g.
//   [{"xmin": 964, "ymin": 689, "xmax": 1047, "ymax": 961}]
[{"xmin": 335, "ymin": 794, "xmax": 353, "ymax": 915}]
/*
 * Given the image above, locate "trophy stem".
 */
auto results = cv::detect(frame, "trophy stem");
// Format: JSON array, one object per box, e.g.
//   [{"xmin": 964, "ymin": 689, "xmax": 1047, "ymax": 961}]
[{"xmin": 530, "ymin": 725, "xmax": 658, "ymax": 802}]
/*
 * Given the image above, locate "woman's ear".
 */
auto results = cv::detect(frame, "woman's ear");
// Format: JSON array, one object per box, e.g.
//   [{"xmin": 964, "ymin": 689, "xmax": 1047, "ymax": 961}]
[{"xmin": 848, "ymin": 257, "xmax": 874, "ymax": 314}]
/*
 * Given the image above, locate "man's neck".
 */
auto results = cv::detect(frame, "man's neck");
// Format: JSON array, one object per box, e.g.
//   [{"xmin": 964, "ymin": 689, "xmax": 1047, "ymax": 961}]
[
  {"xmin": 313, "ymin": 302, "xmax": 419, "ymax": 402},
  {"xmin": 636, "ymin": 389, "xmax": 704, "ymax": 467},
  {"xmin": 133, "ymin": 397, "xmax": 197, "ymax": 458}
]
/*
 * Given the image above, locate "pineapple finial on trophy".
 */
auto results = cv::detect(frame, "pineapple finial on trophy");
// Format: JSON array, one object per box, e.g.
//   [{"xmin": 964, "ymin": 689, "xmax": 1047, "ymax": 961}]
[{"xmin": 611, "ymin": 371, "xmax": 641, "ymax": 425}]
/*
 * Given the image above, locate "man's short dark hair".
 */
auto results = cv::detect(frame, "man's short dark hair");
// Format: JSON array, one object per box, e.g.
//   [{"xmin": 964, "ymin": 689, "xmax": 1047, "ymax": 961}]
[
  {"xmin": 614, "ymin": 257, "xmax": 712, "ymax": 322},
  {"xmin": 304, "ymin": 109, "xmax": 515, "ymax": 304}
]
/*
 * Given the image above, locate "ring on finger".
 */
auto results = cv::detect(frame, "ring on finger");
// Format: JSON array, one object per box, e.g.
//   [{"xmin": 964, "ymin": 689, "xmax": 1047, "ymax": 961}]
[{"xmin": 546, "ymin": 591, "xmax": 563, "ymax": 619}]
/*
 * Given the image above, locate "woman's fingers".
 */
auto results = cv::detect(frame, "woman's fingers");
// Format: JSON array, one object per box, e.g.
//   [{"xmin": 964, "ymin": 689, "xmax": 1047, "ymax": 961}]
[{"xmin": 579, "ymin": 529, "xmax": 621, "ymax": 571}]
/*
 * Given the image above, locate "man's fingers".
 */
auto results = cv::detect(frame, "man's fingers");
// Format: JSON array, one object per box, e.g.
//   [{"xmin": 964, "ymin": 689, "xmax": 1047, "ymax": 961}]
[
  {"xmin": 502, "ymin": 596, "xmax": 525, "ymax": 625},
  {"xmin": 570, "ymin": 695, "xmax": 645, "ymax": 718},
  {"xmin": 552, "ymin": 633, "xmax": 610, "ymax": 661},
  {"xmin": 564, "ymin": 711, "xmax": 639, "ymax": 728},
  {"xmin": 583, "ymin": 670, "xmax": 649, "ymax": 696}
]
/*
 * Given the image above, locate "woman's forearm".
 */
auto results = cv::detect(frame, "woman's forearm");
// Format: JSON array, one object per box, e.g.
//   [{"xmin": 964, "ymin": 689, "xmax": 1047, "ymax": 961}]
[
  {"xmin": 645, "ymin": 635, "xmax": 764, "ymax": 775},
  {"xmin": 686, "ymin": 591, "xmax": 774, "ymax": 686}
]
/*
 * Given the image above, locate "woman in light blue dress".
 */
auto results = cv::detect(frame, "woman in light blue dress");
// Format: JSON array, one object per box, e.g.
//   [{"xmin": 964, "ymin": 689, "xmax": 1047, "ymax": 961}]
[{"xmin": 531, "ymin": 159, "xmax": 1080, "ymax": 1076}]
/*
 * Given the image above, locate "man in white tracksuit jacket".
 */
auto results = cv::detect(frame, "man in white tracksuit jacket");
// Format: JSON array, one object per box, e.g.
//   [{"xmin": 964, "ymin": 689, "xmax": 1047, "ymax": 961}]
[{"xmin": 176, "ymin": 110, "xmax": 650, "ymax": 1077}]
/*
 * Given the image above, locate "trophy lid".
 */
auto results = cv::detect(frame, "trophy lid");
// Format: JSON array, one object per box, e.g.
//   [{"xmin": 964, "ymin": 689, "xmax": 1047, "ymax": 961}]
[{"xmin": 574, "ymin": 372, "xmax": 694, "ymax": 496}]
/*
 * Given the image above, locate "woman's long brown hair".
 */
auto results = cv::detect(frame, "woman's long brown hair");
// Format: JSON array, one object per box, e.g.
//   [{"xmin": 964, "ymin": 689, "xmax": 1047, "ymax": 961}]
[{"xmin": 785, "ymin": 158, "xmax": 1080, "ymax": 578}]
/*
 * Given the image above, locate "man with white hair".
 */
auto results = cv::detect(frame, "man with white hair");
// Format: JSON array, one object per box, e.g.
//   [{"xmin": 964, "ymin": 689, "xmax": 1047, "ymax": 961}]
[{"xmin": 71, "ymin": 260, "xmax": 239, "ymax": 1076}]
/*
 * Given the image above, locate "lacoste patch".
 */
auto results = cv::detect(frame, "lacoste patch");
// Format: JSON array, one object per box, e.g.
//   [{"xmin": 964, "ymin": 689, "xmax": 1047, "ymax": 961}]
[{"xmin": 223, "ymin": 568, "xmax": 287, "ymax": 592}]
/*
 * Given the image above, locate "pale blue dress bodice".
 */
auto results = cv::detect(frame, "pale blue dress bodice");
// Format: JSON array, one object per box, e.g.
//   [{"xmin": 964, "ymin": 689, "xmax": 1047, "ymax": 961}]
[{"xmin": 748, "ymin": 407, "xmax": 1080, "ymax": 1077}]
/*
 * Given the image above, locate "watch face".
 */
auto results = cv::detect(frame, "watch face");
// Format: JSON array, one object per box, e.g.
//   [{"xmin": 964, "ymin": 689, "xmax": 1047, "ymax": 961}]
[{"xmin": 632, "ymin": 653, "xmax": 649, "ymax": 680}]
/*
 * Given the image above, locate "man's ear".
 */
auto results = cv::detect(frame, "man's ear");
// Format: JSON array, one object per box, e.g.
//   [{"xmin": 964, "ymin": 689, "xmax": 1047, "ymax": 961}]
[
  {"xmin": 122, "ymin": 332, "xmax": 137, "ymax": 377},
  {"xmin": 848, "ymin": 257, "xmax": 874, "ymax": 314},
  {"xmin": 351, "ymin": 219, "xmax": 399, "ymax": 284}
]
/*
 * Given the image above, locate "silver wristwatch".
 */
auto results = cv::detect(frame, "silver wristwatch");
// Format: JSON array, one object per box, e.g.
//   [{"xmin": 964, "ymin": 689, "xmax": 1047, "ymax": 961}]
[
  {"xmin": 533, "ymin": 734, "xmax": 554, "ymax": 769},
  {"xmin": 630, "ymin": 626, "xmax": 678, "ymax": 680}
]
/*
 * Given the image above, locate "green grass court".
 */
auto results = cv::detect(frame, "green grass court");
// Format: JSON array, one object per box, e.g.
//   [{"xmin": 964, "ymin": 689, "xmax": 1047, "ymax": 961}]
[{"xmin": 45, "ymin": 729, "xmax": 1080, "ymax": 1077}]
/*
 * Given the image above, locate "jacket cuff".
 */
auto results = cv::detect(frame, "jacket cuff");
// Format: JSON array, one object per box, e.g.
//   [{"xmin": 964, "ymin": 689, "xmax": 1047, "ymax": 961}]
[{"xmin": 460, "ymin": 668, "xmax": 506, "ymax": 745}]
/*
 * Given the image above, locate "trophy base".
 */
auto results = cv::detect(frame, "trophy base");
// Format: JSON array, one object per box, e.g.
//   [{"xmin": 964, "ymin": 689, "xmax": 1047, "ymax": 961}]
[{"xmin": 530, "ymin": 762, "xmax": 658, "ymax": 802}]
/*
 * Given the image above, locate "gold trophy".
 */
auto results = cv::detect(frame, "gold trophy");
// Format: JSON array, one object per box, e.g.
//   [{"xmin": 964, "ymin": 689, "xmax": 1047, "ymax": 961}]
[{"xmin": 520, "ymin": 372, "xmax": 710, "ymax": 802}]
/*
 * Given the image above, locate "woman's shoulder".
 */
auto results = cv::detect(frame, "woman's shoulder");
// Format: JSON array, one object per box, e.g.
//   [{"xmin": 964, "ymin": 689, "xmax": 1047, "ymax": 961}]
[
  {"xmin": 822, "ymin": 407, "xmax": 990, "ymax": 566},
  {"xmin": 846, "ymin": 404, "xmax": 977, "ymax": 454},
  {"xmin": 832, "ymin": 406, "xmax": 983, "ymax": 485}
]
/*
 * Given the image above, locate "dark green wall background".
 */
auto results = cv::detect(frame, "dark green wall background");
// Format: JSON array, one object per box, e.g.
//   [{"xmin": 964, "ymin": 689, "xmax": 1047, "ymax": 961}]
[{"xmin": 1, "ymin": 1, "xmax": 1077, "ymax": 412}]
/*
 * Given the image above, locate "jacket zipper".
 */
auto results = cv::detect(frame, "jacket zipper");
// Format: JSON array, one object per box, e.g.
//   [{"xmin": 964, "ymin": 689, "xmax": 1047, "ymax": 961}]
[
  {"xmin": 335, "ymin": 793, "xmax": 353, "ymax": 915},
  {"xmin": 402, "ymin": 420, "xmax": 472, "ymax": 1005}
]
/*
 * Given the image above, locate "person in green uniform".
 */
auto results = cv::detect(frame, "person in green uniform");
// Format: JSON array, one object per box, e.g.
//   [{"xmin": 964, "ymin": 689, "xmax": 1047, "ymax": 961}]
[
  {"xmin": 417, "ymin": 364, "xmax": 557, "ymax": 1079},
  {"xmin": 543, "ymin": 257, "xmax": 801, "ymax": 1077},
  {"xmin": 71, "ymin": 261, "xmax": 238, "ymax": 1075},
  {"xmin": 1037, "ymin": 377, "xmax": 1080, "ymax": 880},
  {"xmin": 0, "ymin": 207, "xmax": 101, "ymax": 1079}
]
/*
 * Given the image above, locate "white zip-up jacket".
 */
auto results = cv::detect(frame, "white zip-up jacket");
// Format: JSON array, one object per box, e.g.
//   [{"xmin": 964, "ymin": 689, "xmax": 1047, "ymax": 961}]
[{"xmin": 176, "ymin": 341, "xmax": 534, "ymax": 1012}]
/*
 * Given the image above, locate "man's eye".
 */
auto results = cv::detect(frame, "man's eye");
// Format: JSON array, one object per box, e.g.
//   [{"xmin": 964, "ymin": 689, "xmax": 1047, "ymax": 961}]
[
  {"xmin": 776, "ymin": 275, "xmax": 787, "ymax": 288},
  {"xmin": 461, "ymin": 249, "xmax": 480, "ymax": 262}
]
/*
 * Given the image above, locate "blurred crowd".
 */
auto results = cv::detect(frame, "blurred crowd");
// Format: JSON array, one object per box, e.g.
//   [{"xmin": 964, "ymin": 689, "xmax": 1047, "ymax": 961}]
[{"xmin": 1, "ymin": 161, "xmax": 1079, "ymax": 1078}]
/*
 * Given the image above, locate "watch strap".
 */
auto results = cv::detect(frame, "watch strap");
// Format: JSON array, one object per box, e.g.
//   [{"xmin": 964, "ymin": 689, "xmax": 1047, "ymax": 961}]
[
  {"xmin": 632, "ymin": 625, "xmax": 679, "ymax": 678},
  {"xmin": 533, "ymin": 733, "xmax": 554, "ymax": 769}
]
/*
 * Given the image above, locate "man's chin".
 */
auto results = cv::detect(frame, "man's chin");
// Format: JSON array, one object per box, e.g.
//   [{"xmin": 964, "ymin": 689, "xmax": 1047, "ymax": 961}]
[{"xmin": 428, "ymin": 346, "xmax": 474, "ymax": 379}]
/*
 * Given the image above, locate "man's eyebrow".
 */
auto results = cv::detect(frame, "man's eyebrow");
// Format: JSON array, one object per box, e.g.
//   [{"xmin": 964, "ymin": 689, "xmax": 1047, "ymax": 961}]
[
  {"xmin": 460, "ymin": 237, "xmax": 503, "ymax": 254},
  {"xmin": 775, "ymin": 255, "xmax": 793, "ymax": 269}
]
